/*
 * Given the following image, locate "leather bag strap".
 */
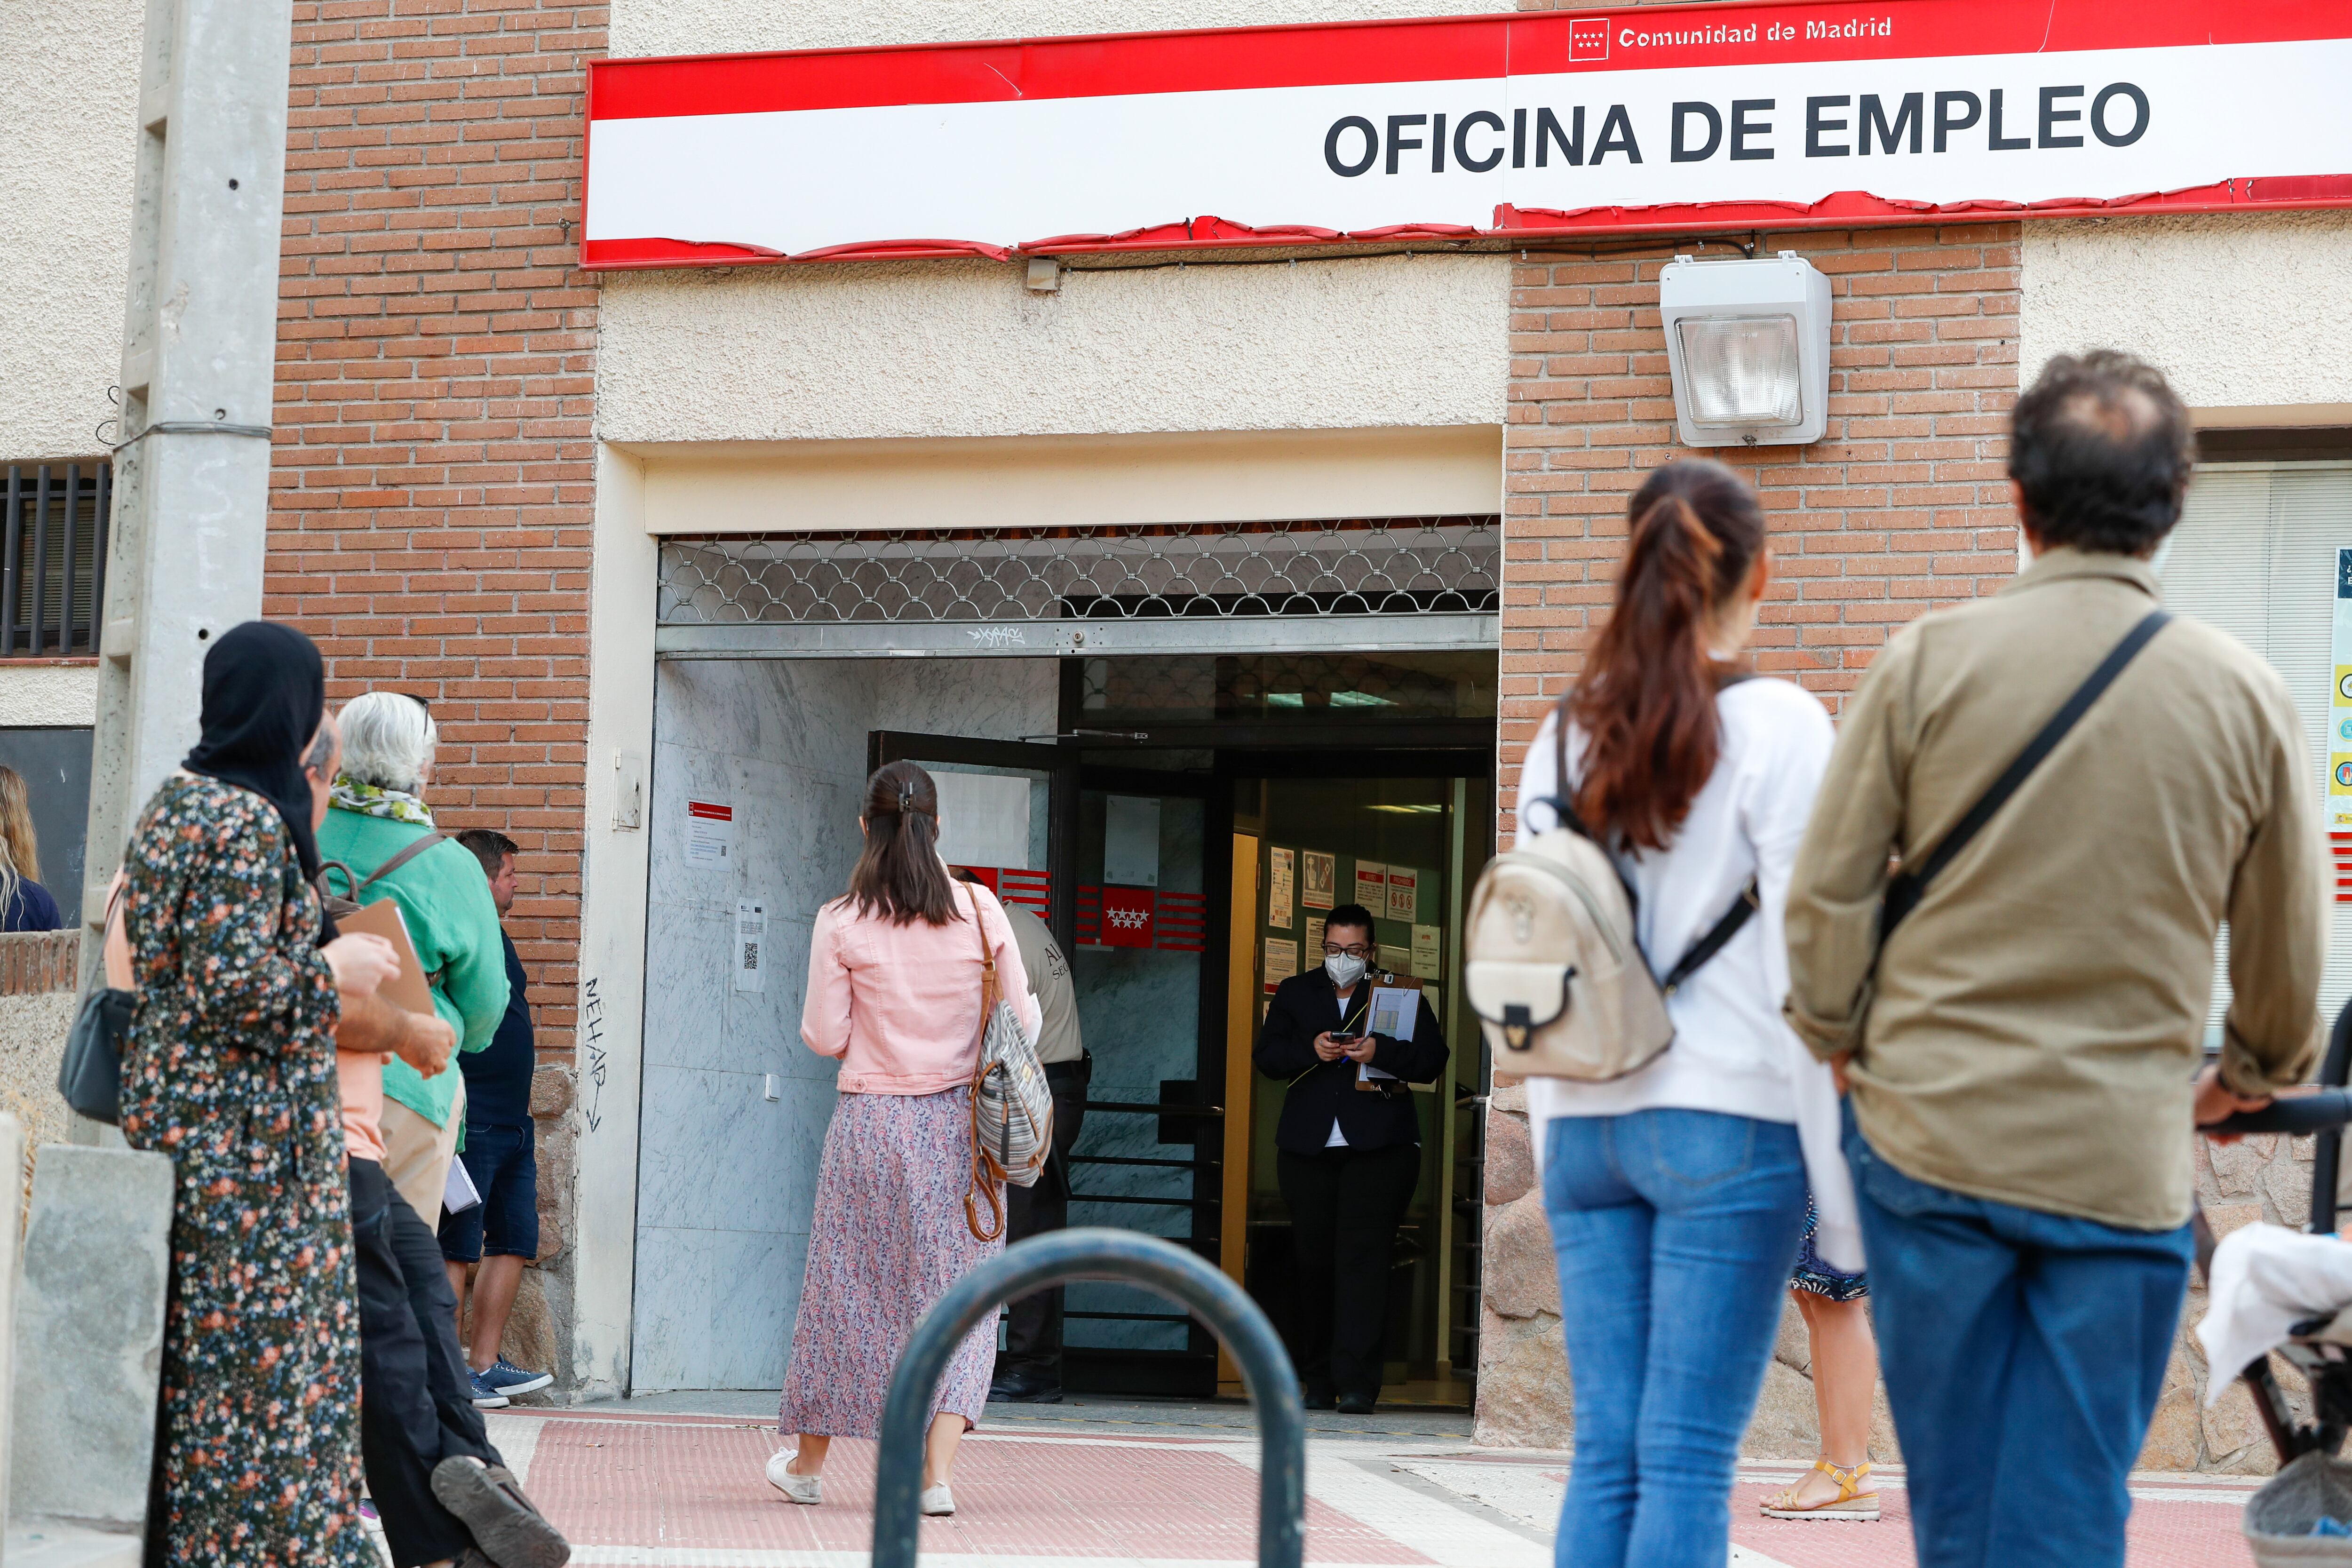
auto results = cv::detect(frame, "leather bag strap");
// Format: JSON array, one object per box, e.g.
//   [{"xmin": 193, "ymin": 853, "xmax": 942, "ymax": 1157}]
[
  {"xmin": 962, "ymin": 881, "xmax": 1009, "ymax": 1242},
  {"xmin": 358, "ymin": 829, "xmax": 445, "ymax": 894},
  {"xmin": 1879, "ymin": 608, "xmax": 2170, "ymax": 941}
]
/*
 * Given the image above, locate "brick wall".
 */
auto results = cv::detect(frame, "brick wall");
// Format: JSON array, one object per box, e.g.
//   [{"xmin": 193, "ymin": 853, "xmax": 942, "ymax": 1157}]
[
  {"xmin": 266, "ymin": 0, "xmax": 607, "ymax": 1379},
  {"xmin": 1478, "ymin": 223, "xmax": 2025, "ymax": 1452},
  {"xmin": 0, "ymin": 931, "xmax": 77, "ymax": 996},
  {"xmin": 1496, "ymin": 223, "xmax": 2026, "ymax": 841}
]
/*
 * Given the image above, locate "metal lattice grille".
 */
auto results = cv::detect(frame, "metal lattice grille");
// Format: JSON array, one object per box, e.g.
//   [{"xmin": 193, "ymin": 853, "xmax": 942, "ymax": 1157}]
[{"xmin": 657, "ymin": 518, "xmax": 1501, "ymax": 625}]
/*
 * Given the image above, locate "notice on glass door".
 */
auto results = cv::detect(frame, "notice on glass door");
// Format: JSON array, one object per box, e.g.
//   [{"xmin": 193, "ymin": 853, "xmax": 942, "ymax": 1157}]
[
  {"xmin": 1267, "ymin": 846, "xmax": 1295, "ymax": 930},
  {"xmin": 1354, "ymin": 860, "xmax": 1387, "ymax": 911}
]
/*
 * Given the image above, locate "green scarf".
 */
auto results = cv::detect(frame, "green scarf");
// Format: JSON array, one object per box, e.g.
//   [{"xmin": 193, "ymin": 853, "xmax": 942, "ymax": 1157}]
[{"xmin": 330, "ymin": 776, "xmax": 436, "ymax": 828}]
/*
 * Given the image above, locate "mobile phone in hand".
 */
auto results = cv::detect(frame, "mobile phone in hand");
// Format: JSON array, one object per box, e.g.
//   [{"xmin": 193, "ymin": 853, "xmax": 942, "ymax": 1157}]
[{"xmin": 1329, "ymin": 1032, "xmax": 1361, "ymax": 1044}]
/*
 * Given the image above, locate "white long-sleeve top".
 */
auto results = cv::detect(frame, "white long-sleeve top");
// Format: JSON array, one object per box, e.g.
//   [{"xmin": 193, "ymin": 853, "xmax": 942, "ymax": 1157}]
[{"xmin": 1517, "ymin": 677, "xmax": 1863, "ymax": 1272}]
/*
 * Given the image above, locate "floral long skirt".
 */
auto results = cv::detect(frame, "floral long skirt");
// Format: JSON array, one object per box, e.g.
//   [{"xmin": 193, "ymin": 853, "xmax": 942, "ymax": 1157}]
[{"xmin": 779, "ymin": 1087, "xmax": 1003, "ymax": 1438}]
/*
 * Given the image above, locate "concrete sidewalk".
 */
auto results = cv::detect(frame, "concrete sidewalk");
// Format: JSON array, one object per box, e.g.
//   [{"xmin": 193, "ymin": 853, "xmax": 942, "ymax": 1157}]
[{"xmin": 472, "ymin": 1394, "xmax": 2258, "ymax": 1568}]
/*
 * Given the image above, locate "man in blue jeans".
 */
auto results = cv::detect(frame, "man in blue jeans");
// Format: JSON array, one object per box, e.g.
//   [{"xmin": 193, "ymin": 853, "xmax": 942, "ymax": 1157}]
[
  {"xmin": 1784, "ymin": 351, "xmax": 2322, "ymax": 1568},
  {"xmin": 439, "ymin": 828, "xmax": 553, "ymax": 1408}
]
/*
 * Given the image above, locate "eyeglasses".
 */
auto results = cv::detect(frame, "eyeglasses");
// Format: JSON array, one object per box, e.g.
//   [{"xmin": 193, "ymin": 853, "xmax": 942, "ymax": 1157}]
[{"xmin": 1322, "ymin": 942, "xmax": 1375, "ymax": 961}]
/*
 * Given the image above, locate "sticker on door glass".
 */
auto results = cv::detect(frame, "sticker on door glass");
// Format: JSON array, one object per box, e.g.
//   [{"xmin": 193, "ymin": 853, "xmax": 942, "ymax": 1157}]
[{"xmin": 1267, "ymin": 846, "xmax": 1295, "ymax": 930}]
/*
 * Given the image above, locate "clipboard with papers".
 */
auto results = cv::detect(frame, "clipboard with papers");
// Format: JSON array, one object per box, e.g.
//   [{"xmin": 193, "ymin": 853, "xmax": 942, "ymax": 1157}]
[{"xmin": 1358, "ymin": 984, "xmax": 1421, "ymax": 1084}]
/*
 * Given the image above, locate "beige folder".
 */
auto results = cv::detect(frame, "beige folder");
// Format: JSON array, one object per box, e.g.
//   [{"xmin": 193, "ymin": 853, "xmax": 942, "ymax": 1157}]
[{"xmin": 335, "ymin": 898, "xmax": 437, "ymax": 1019}]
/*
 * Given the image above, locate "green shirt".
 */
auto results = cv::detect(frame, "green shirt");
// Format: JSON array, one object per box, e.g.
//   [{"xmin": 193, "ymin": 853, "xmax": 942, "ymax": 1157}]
[{"xmin": 317, "ymin": 805, "xmax": 509, "ymax": 1129}]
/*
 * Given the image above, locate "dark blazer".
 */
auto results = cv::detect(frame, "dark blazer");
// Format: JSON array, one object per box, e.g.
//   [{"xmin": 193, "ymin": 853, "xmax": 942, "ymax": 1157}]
[{"xmin": 1254, "ymin": 968, "xmax": 1449, "ymax": 1154}]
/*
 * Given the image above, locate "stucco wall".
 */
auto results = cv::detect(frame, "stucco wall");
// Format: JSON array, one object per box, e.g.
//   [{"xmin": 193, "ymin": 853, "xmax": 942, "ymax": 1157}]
[
  {"xmin": 2019, "ymin": 212, "xmax": 2352, "ymax": 416},
  {"xmin": 0, "ymin": 665, "xmax": 99, "ymax": 728},
  {"xmin": 596, "ymin": 255, "xmax": 1511, "ymax": 446},
  {"xmin": 0, "ymin": 0, "xmax": 140, "ymax": 460},
  {"xmin": 612, "ymin": 0, "xmax": 1502, "ymax": 59}
]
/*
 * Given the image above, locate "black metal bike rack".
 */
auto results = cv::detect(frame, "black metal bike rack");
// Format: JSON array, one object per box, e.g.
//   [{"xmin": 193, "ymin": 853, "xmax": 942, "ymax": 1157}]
[{"xmin": 871, "ymin": 1227, "xmax": 1304, "ymax": 1568}]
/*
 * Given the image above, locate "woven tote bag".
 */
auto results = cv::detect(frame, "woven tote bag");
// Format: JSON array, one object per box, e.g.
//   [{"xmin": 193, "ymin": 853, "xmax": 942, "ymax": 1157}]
[{"xmin": 962, "ymin": 884, "xmax": 1055, "ymax": 1242}]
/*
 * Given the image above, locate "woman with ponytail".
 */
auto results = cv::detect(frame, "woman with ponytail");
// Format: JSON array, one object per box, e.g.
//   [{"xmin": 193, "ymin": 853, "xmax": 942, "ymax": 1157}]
[
  {"xmin": 768, "ymin": 761, "xmax": 1040, "ymax": 1519},
  {"xmin": 1516, "ymin": 461, "xmax": 1866, "ymax": 1565}
]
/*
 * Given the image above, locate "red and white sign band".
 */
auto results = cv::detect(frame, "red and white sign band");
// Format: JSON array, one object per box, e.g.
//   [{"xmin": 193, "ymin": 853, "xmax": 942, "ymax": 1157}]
[{"xmin": 582, "ymin": 0, "xmax": 2352, "ymax": 267}]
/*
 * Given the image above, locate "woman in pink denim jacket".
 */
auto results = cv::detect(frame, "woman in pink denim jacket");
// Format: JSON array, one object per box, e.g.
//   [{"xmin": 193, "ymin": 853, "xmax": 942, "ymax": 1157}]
[{"xmin": 767, "ymin": 760, "xmax": 1038, "ymax": 1520}]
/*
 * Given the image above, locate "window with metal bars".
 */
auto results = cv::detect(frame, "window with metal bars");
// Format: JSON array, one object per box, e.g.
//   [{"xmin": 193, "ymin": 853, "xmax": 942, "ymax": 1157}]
[{"xmin": 2, "ymin": 462, "xmax": 111, "ymax": 657}]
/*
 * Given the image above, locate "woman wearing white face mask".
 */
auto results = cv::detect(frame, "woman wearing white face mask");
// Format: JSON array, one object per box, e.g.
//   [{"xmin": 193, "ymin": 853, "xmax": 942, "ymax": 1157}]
[{"xmin": 1253, "ymin": 902, "xmax": 1449, "ymax": 1413}]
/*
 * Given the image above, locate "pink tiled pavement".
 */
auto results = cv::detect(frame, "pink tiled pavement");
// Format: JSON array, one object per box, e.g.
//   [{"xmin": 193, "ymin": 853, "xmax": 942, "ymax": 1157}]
[
  {"xmin": 524, "ymin": 1417, "xmax": 1432, "ymax": 1563},
  {"xmin": 1727, "ymin": 1480, "xmax": 2253, "ymax": 1568}
]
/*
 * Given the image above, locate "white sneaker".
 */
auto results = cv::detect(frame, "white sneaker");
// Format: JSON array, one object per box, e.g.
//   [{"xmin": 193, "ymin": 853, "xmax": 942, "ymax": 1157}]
[
  {"xmin": 765, "ymin": 1449, "xmax": 821, "ymax": 1505},
  {"xmin": 919, "ymin": 1482, "xmax": 955, "ymax": 1516}
]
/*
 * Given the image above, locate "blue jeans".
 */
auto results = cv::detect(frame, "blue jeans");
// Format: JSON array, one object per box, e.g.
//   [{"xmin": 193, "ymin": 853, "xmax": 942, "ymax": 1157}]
[
  {"xmin": 1542, "ymin": 1109, "xmax": 1807, "ymax": 1568},
  {"xmin": 1843, "ymin": 1106, "xmax": 2193, "ymax": 1568}
]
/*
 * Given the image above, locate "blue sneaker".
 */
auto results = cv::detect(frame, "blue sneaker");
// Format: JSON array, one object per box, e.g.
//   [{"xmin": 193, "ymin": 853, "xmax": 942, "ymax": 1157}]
[
  {"xmin": 477, "ymin": 1359, "xmax": 554, "ymax": 1401},
  {"xmin": 468, "ymin": 1368, "xmax": 510, "ymax": 1409}
]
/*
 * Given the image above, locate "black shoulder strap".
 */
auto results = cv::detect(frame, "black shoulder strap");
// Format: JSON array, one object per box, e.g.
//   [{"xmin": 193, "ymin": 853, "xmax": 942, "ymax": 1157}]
[
  {"xmin": 1878, "ymin": 608, "xmax": 2169, "ymax": 939},
  {"xmin": 1661, "ymin": 879, "xmax": 1759, "ymax": 995}
]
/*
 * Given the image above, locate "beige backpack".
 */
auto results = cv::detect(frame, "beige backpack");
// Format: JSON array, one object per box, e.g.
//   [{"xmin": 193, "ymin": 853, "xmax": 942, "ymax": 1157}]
[{"xmin": 1466, "ymin": 701, "xmax": 1756, "ymax": 1081}]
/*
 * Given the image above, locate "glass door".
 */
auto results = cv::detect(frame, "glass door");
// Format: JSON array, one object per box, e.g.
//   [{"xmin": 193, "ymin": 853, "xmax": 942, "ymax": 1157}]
[
  {"xmin": 868, "ymin": 732, "xmax": 1225, "ymax": 1396},
  {"xmin": 868, "ymin": 730, "xmax": 1077, "ymax": 947}
]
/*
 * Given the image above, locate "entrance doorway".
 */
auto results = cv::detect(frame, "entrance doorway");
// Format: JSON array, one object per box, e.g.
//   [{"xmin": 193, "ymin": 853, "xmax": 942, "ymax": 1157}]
[{"xmin": 871, "ymin": 650, "xmax": 1494, "ymax": 1406}]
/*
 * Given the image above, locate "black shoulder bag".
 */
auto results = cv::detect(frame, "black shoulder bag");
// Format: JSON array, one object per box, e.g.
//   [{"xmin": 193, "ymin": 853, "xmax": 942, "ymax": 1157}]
[
  {"xmin": 1876, "ymin": 608, "xmax": 2171, "ymax": 943},
  {"xmin": 56, "ymin": 883, "xmax": 133, "ymax": 1124}
]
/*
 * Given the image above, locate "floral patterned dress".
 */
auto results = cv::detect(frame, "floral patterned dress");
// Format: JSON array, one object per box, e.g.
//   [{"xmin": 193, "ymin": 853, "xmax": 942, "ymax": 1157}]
[{"xmin": 118, "ymin": 774, "xmax": 373, "ymax": 1568}]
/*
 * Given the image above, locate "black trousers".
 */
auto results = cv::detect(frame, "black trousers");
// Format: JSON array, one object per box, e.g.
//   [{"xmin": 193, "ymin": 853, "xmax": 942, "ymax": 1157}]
[
  {"xmin": 1276, "ymin": 1142, "xmax": 1422, "ymax": 1402},
  {"xmin": 352, "ymin": 1157, "xmax": 501, "ymax": 1567},
  {"xmin": 998, "ymin": 1057, "xmax": 1089, "ymax": 1381}
]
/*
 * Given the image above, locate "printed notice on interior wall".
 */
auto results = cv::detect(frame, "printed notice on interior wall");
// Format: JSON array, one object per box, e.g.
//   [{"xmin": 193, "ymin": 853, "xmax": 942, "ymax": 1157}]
[
  {"xmin": 1412, "ymin": 923, "xmax": 1443, "ymax": 979},
  {"xmin": 1305, "ymin": 915, "xmax": 1326, "ymax": 961},
  {"xmin": 735, "ymin": 900, "xmax": 767, "ymax": 993},
  {"xmin": 1386, "ymin": 867, "xmax": 1419, "ymax": 923},
  {"xmin": 1301, "ymin": 851, "xmax": 1336, "ymax": 911},
  {"xmin": 1267, "ymin": 847, "xmax": 1295, "ymax": 930},
  {"xmin": 2331, "ymin": 547, "xmax": 2352, "ymax": 833},
  {"xmin": 687, "ymin": 799, "xmax": 734, "ymax": 866},
  {"xmin": 1355, "ymin": 860, "xmax": 1388, "ymax": 911},
  {"xmin": 1263, "ymin": 936, "xmax": 1298, "ymax": 993}
]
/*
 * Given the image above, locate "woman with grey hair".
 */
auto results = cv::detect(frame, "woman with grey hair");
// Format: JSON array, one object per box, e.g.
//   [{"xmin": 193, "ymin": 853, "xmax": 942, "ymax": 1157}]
[{"xmin": 318, "ymin": 691, "xmax": 509, "ymax": 1220}]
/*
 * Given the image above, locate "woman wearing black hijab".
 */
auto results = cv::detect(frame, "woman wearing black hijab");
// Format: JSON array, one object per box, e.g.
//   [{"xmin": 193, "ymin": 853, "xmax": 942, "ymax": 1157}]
[{"xmin": 119, "ymin": 621, "xmax": 400, "ymax": 1568}]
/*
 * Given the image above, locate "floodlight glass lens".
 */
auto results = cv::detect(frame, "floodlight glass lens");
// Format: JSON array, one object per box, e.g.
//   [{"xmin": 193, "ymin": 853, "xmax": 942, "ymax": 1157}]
[{"xmin": 1676, "ymin": 315, "xmax": 1803, "ymax": 425}]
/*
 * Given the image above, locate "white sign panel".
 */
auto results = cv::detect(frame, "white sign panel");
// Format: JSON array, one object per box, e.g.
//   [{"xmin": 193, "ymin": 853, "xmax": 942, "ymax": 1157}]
[{"xmin": 583, "ymin": 5, "xmax": 2352, "ymax": 266}]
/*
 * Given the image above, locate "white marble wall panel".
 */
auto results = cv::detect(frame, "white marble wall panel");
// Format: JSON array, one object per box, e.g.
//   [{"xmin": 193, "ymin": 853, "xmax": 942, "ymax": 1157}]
[
  {"xmin": 632, "ymin": 655, "xmax": 1059, "ymax": 1389},
  {"xmin": 630, "ymin": 1225, "xmax": 803, "ymax": 1393}
]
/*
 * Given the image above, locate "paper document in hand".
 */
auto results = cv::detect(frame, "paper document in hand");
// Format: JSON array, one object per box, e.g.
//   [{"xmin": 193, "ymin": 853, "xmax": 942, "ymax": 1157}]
[
  {"xmin": 444, "ymin": 1151, "xmax": 483, "ymax": 1214},
  {"xmin": 1368, "ymin": 985, "xmax": 1419, "ymax": 1045}
]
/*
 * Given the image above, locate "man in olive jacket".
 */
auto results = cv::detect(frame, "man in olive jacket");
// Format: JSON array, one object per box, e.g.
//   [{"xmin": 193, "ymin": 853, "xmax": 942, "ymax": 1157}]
[
  {"xmin": 1784, "ymin": 352, "xmax": 2320, "ymax": 1568},
  {"xmin": 319, "ymin": 692, "xmax": 510, "ymax": 1224}
]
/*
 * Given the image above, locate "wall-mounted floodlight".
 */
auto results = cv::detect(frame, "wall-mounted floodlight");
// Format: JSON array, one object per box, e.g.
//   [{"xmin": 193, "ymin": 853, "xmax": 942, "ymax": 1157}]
[{"xmin": 1659, "ymin": 252, "xmax": 1832, "ymax": 448}]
